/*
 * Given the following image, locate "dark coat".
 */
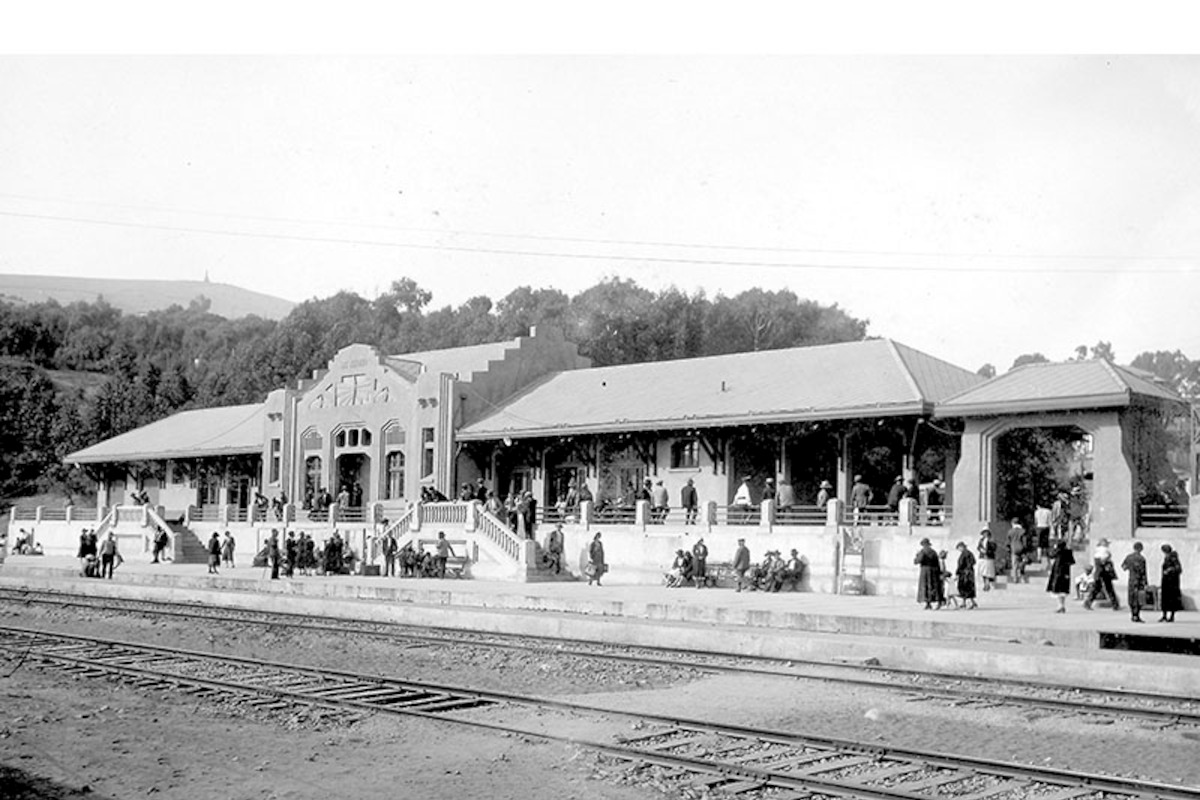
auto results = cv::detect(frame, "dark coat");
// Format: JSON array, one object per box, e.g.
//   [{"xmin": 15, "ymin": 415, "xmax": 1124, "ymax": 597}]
[
  {"xmin": 956, "ymin": 549, "xmax": 977, "ymax": 599},
  {"xmin": 1161, "ymin": 550, "xmax": 1184, "ymax": 612},
  {"xmin": 733, "ymin": 545, "xmax": 750, "ymax": 572},
  {"xmin": 1046, "ymin": 545, "xmax": 1074, "ymax": 594},
  {"xmin": 680, "ymin": 484, "xmax": 698, "ymax": 509},
  {"xmin": 914, "ymin": 545, "xmax": 941, "ymax": 603}
]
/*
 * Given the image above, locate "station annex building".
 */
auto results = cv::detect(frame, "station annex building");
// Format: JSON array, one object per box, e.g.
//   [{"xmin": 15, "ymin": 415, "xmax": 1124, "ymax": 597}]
[{"xmin": 20, "ymin": 325, "xmax": 1197, "ymax": 600}]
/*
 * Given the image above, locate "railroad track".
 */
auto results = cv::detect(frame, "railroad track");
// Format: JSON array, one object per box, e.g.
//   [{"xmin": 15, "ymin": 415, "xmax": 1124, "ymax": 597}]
[
  {"xmin": 1, "ymin": 585, "xmax": 1196, "ymax": 729},
  {"xmin": 1, "ymin": 624, "xmax": 1195, "ymax": 800}
]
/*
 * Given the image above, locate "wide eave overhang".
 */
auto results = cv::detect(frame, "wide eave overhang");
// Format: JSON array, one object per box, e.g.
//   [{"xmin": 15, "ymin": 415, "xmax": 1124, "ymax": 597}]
[
  {"xmin": 934, "ymin": 392, "xmax": 1138, "ymax": 419},
  {"xmin": 67, "ymin": 444, "xmax": 263, "ymax": 465},
  {"xmin": 457, "ymin": 401, "xmax": 932, "ymax": 442}
]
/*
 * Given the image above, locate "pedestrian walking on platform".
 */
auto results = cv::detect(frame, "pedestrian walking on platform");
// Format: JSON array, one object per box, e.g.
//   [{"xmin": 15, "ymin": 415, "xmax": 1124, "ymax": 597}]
[
  {"xmin": 435, "ymin": 531, "xmax": 454, "ymax": 579},
  {"xmin": 1083, "ymin": 538, "xmax": 1119, "ymax": 611},
  {"xmin": 977, "ymin": 529, "xmax": 997, "ymax": 591},
  {"xmin": 586, "ymin": 532, "xmax": 606, "ymax": 586},
  {"xmin": 221, "ymin": 531, "xmax": 235, "ymax": 568},
  {"xmin": 914, "ymin": 537, "xmax": 940, "ymax": 610},
  {"xmin": 1160, "ymin": 543, "xmax": 1183, "ymax": 622},
  {"xmin": 733, "ymin": 538, "xmax": 751, "ymax": 592},
  {"xmin": 99, "ymin": 532, "xmax": 121, "ymax": 579},
  {"xmin": 1046, "ymin": 539, "xmax": 1075, "ymax": 613},
  {"xmin": 1121, "ymin": 542, "xmax": 1147, "ymax": 622},
  {"xmin": 955, "ymin": 542, "xmax": 977, "ymax": 609},
  {"xmin": 546, "ymin": 523, "xmax": 565, "ymax": 574},
  {"xmin": 267, "ymin": 531, "xmax": 281, "ymax": 580},
  {"xmin": 381, "ymin": 530, "xmax": 398, "ymax": 577},
  {"xmin": 151, "ymin": 527, "xmax": 169, "ymax": 563},
  {"xmin": 691, "ymin": 538, "xmax": 708, "ymax": 587},
  {"xmin": 1007, "ymin": 518, "xmax": 1028, "ymax": 583},
  {"xmin": 207, "ymin": 532, "xmax": 221, "ymax": 574}
]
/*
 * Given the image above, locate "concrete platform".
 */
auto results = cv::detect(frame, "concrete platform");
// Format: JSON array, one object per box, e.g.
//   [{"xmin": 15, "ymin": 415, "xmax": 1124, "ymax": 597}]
[{"xmin": 2, "ymin": 555, "xmax": 1197, "ymax": 698}]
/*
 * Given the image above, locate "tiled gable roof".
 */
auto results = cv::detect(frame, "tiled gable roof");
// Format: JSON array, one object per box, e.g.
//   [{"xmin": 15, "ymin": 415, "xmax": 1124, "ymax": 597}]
[
  {"xmin": 66, "ymin": 403, "xmax": 266, "ymax": 464},
  {"xmin": 458, "ymin": 339, "xmax": 981, "ymax": 440},
  {"xmin": 936, "ymin": 360, "xmax": 1183, "ymax": 417}
]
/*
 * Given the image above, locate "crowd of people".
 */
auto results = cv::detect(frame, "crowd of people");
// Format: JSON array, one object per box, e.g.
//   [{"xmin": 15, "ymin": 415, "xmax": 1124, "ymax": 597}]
[
  {"xmin": 912, "ymin": 522, "xmax": 1186, "ymax": 621},
  {"xmin": 75, "ymin": 528, "xmax": 121, "ymax": 579}
]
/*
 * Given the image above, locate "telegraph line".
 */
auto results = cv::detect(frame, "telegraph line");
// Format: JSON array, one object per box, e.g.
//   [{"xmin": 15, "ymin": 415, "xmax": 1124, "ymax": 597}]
[{"xmin": 0, "ymin": 207, "xmax": 1198, "ymax": 275}]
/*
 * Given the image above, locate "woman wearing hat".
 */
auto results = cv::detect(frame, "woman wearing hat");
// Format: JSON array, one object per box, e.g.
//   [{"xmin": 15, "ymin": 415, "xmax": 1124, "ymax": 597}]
[
  {"xmin": 1046, "ymin": 539, "xmax": 1075, "ymax": 613},
  {"xmin": 977, "ymin": 528, "xmax": 997, "ymax": 591},
  {"xmin": 955, "ymin": 542, "xmax": 978, "ymax": 609},
  {"xmin": 914, "ymin": 537, "xmax": 941, "ymax": 610}
]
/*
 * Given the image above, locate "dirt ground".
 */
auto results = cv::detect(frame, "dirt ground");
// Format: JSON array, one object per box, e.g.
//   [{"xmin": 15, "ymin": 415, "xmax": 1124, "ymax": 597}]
[{"xmin": 2, "ymin": 601, "xmax": 1198, "ymax": 799}]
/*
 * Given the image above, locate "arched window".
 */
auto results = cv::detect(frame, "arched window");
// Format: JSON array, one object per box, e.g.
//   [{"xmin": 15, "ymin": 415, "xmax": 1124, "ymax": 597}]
[
  {"xmin": 305, "ymin": 456, "xmax": 323, "ymax": 501},
  {"xmin": 386, "ymin": 451, "xmax": 406, "ymax": 499}
]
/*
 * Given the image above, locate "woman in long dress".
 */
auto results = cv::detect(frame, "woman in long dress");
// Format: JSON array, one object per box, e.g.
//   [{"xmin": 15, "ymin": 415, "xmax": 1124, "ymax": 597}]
[
  {"xmin": 1160, "ymin": 543, "xmax": 1183, "ymax": 622},
  {"xmin": 955, "ymin": 542, "xmax": 978, "ymax": 610},
  {"xmin": 914, "ymin": 538, "xmax": 940, "ymax": 610},
  {"xmin": 1046, "ymin": 539, "xmax": 1075, "ymax": 614}
]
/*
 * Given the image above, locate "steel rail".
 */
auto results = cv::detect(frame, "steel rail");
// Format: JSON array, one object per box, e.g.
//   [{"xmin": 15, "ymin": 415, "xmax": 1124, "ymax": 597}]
[
  {"xmin": 1, "ymin": 585, "xmax": 1195, "ymax": 728},
  {"xmin": 2, "ymin": 624, "xmax": 1197, "ymax": 800}
]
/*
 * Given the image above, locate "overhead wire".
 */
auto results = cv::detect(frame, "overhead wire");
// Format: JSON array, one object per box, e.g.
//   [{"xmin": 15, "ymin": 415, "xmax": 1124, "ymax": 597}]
[
  {"xmin": 1, "ymin": 190, "xmax": 1197, "ymax": 263},
  {"xmin": 1, "ymin": 207, "xmax": 1198, "ymax": 275}
]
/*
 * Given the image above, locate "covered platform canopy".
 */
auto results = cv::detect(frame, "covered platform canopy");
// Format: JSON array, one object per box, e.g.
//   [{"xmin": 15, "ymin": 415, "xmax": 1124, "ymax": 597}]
[
  {"xmin": 937, "ymin": 360, "xmax": 1189, "ymax": 543},
  {"xmin": 66, "ymin": 403, "xmax": 267, "ymax": 464},
  {"xmin": 458, "ymin": 338, "xmax": 981, "ymax": 440}
]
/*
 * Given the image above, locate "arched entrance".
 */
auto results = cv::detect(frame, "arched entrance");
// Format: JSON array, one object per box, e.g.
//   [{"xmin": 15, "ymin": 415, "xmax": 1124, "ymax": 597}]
[
  {"xmin": 953, "ymin": 410, "xmax": 1133, "ymax": 545},
  {"xmin": 994, "ymin": 425, "xmax": 1090, "ymax": 526}
]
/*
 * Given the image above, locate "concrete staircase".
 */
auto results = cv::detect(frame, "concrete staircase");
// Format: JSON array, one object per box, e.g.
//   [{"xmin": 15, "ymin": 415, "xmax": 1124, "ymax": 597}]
[
  {"xmin": 170, "ymin": 524, "xmax": 210, "ymax": 565},
  {"xmin": 379, "ymin": 503, "xmax": 578, "ymax": 583}
]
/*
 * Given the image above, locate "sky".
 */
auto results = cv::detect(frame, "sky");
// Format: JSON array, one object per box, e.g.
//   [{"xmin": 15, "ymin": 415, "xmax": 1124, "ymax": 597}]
[{"xmin": 2, "ymin": 8, "xmax": 1199, "ymax": 373}]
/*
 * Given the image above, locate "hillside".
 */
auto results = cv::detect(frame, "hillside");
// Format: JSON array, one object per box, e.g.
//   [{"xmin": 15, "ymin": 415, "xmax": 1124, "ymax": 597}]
[{"xmin": 0, "ymin": 274, "xmax": 295, "ymax": 320}]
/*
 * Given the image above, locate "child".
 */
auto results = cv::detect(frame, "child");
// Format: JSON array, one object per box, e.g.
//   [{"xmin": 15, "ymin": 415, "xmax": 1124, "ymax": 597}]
[
  {"xmin": 940, "ymin": 550, "xmax": 959, "ymax": 608},
  {"xmin": 1075, "ymin": 564, "xmax": 1095, "ymax": 600}
]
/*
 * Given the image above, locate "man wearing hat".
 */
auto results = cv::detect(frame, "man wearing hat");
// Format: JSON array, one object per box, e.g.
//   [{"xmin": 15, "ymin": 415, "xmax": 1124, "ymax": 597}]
[
  {"xmin": 776, "ymin": 476, "xmax": 796, "ymax": 512},
  {"xmin": 850, "ymin": 475, "xmax": 872, "ymax": 523},
  {"xmin": 733, "ymin": 538, "xmax": 751, "ymax": 592},
  {"xmin": 1083, "ymin": 537, "xmax": 1119, "ymax": 611},
  {"xmin": 816, "ymin": 480, "xmax": 833, "ymax": 509},
  {"xmin": 1067, "ymin": 486, "xmax": 1089, "ymax": 544},
  {"xmin": 691, "ymin": 537, "xmax": 708, "ymax": 588},
  {"xmin": 886, "ymin": 476, "xmax": 906, "ymax": 521},
  {"xmin": 914, "ymin": 537, "xmax": 941, "ymax": 609},
  {"xmin": 681, "ymin": 478, "xmax": 699, "ymax": 525}
]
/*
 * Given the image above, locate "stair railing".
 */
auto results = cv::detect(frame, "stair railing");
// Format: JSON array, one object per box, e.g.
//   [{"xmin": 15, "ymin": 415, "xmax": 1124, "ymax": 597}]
[
  {"xmin": 91, "ymin": 507, "xmax": 117, "ymax": 541},
  {"xmin": 475, "ymin": 508, "xmax": 525, "ymax": 564}
]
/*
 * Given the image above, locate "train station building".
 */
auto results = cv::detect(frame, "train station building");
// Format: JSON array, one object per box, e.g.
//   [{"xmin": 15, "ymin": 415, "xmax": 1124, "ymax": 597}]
[{"xmin": 11, "ymin": 327, "xmax": 1197, "ymax": 602}]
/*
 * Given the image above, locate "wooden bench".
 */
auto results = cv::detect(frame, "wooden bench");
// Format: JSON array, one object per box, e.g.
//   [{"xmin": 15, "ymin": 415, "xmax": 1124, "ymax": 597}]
[
  {"xmin": 415, "ymin": 539, "xmax": 469, "ymax": 578},
  {"xmin": 702, "ymin": 561, "xmax": 739, "ymax": 588}
]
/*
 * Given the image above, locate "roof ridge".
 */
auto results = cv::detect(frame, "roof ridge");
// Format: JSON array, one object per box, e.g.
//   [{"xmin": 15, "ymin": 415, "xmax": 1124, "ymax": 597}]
[
  {"xmin": 884, "ymin": 340, "xmax": 924, "ymax": 401},
  {"xmin": 1095, "ymin": 358, "xmax": 1131, "ymax": 397}
]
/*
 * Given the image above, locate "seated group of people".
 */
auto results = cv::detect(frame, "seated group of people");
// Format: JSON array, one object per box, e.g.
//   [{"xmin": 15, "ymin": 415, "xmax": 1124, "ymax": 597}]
[
  {"xmin": 396, "ymin": 543, "xmax": 445, "ymax": 578},
  {"xmin": 741, "ymin": 549, "xmax": 806, "ymax": 592},
  {"xmin": 8, "ymin": 529, "xmax": 44, "ymax": 556},
  {"xmin": 664, "ymin": 548, "xmax": 702, "ymax": 587}
]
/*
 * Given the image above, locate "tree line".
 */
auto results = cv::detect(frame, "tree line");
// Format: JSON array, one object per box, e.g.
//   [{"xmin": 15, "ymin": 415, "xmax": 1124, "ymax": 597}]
[{"xmin": 0, "ymin": 276, "xmax": 868, "ymax": 501}]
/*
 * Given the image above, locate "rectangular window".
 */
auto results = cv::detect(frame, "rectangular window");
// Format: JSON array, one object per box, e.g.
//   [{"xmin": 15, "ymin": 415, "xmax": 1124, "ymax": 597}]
[
  {"xmin": 671, "ymin": 439, "xmax": 699, "ymax": 469},
  {"xmin": 386, "ymin": 452, "xmax": 406, "ymax": 499},
  {"xmin": 269, "ymin": 439, "xmax": 282, "ymax": 484},
  {"xmin": 422, "ymin": 427, "xmax": 435, "ymax": 478}
]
